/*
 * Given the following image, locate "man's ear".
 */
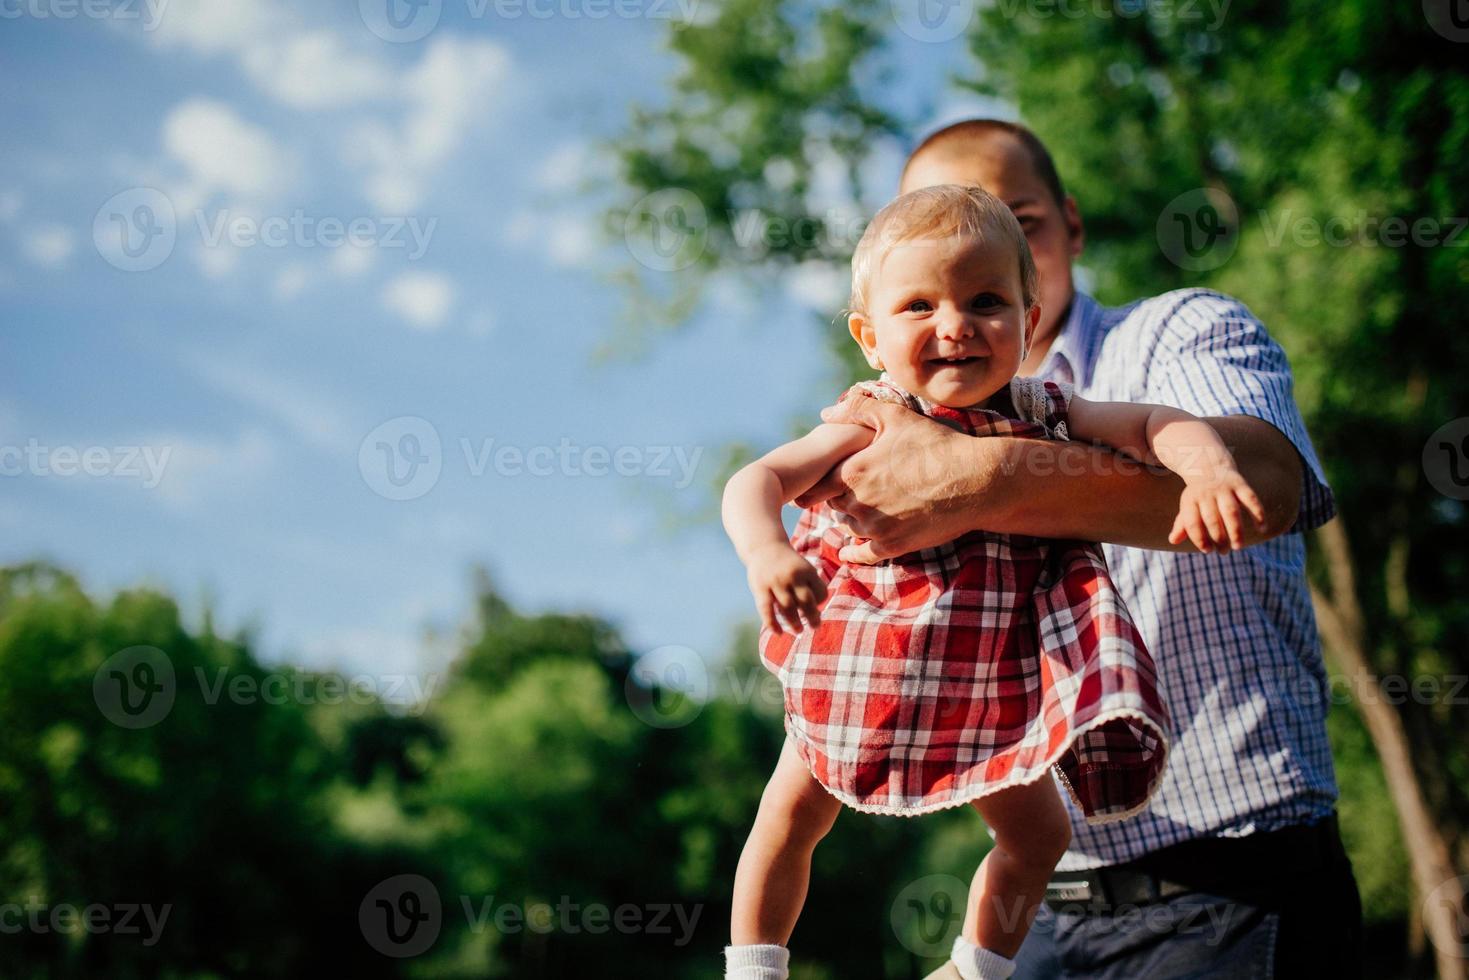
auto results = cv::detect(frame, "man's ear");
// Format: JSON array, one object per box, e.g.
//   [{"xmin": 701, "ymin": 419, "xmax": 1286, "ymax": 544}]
[
  {"xmin": 848, "ymin": 312, "xmax": 883, "ymax": 370},
  {"xmin": 1063, "ymin": 195, "xmax": 1085, "ymax": 259}
]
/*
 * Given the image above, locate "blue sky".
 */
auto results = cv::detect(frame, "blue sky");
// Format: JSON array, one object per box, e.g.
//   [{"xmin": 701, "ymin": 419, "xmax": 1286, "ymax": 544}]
[{"xmin": 1, "ymin": 0, "xmax": 993, "ymax": 687}]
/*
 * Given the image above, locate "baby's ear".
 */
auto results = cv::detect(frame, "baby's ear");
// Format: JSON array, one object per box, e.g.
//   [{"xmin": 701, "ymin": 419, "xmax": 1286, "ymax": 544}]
[
  {"xmin": 1023, "ymin": 301, "xmax": 1042, "ymax": 350},
  {"xmin": 847, "ymin": 312, "xmax": 883, "ymax": 370}
]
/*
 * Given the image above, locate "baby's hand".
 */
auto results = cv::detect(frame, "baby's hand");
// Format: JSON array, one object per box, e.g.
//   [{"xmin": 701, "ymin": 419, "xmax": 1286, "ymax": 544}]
[
  {"xmin": 746, "ymin": 543, "xmax": 828, "ymax": 635},
  {"xmin": 1169, "ymin": 470, "xmax": 1268, "ymax": 555}
]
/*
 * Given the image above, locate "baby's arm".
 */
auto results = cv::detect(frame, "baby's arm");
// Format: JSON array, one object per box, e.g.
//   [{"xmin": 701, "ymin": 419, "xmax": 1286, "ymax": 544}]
[
  {"xmin": 723, "ymin": 422, "xmax": 875, "ymax": 634},
  {"xmin": 1067, "ymin": 396, "xmax": 1268, "ymax": 554}
]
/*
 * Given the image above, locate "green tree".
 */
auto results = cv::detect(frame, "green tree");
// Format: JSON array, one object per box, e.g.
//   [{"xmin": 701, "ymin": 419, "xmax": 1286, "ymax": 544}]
[{"xmin": 0, "ymin": 562, "xmax": 420, "ymax": 978}]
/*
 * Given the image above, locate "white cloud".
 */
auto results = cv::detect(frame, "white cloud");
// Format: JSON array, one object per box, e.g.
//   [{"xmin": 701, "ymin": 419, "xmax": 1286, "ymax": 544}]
[
  {"xmin": 273, "ymin": 263, "xmax": 308, "ymax": 300},
  {"xmin": 163, "ymin": 98, "xmax": 287, "ymax": 200},
  {"xmin": 351, "ymin": 37, "xmax": 513, "ymax": 213},
  {"xmin": 22, "ymin": 224, "xmax": 75, "ymax": 268},
  {"xmin": 535, "ymin": 141, "xmax": 612, "ymax": 193},
  {"xmin": 141, "ymin": 0, "xmax": 281, "ymax": 54},
  {"xmin": 504, "ymin": 208, "xmax": 600, "ymax": 269},
  {"xmin": 180, "ymin": 348, "xmax": 354, "ymax": 453},
  {"xmin": 784, "ymin": 260, "xmax": 849, "ymax": 313},
  {"xmin": 382, "ymin": 271, "xmax": 455, "ymax": 330},
  {"xmin": 546, "ymin": 216, "xmax": 598, "ymax": 268},
  {"xmin": 331, "ymin": 240, "xmax": 376, "ymax": 278},
  {"xmin": 241, "ymin": 31, "xmax": 389, "ymax": 110}
]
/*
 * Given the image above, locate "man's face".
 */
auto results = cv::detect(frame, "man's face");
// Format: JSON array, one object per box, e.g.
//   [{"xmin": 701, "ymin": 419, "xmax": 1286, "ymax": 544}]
[{"xmin": 899, "ymin": 135, "xmax": 1084, "ymax": 345}]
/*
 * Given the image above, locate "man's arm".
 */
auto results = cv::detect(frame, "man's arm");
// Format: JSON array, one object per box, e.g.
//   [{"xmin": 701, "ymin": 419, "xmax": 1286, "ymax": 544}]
[
  {"xmin": 797, "ymin": 399, "xmax": 1302, "ymax": 558},
  {"xmin": 989, "ymin": 414, "xmax": 1301, "ymax": 550}
]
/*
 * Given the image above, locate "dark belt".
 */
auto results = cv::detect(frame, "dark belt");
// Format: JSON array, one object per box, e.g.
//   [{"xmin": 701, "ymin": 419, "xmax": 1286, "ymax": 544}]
[{"xmin": 1043, "ymin": 813, "xmax": 1349, "ymax": 915}]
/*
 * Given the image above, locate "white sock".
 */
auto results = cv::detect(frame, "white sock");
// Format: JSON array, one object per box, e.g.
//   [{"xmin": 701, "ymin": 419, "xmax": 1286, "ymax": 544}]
[
  {"xmin": 724, "ymin": 943, "xmax": 789, "ymax": 980},
  {"xmin": 951, "ymin": 936, "xmax": 1016, "ymax": 980}
]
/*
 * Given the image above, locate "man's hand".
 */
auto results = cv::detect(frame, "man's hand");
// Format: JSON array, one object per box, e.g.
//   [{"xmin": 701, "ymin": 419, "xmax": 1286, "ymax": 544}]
[{"xmin": 793, "ymin": 396, "xmax": 991, "ymax": 564}]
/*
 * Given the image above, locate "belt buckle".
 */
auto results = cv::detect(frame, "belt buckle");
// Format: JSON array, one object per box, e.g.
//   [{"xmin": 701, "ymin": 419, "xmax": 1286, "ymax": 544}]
[{"xmin": 1045, "ymin": 876, "xmax": 1105, "ymax": 914}]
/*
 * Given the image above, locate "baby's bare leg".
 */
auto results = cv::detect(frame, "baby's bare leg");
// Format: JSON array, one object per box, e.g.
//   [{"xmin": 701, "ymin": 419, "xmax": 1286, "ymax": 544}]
[
  {"xmin": 963, "ymin": 777, "xmax": 1072, "ymax": 958},
  {"xmin": 730, "ymin": 736, "xmax": 843, "ymax": 945}
]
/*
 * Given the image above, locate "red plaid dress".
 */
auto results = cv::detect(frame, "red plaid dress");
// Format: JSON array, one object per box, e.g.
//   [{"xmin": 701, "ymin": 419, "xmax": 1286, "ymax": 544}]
[{"xmin": 759, "ymin": 375, "xmax": 1171, "ymax": 823}]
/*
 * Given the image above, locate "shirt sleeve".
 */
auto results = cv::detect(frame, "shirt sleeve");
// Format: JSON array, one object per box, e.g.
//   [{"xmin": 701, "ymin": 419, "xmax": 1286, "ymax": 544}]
[{"xmin": 1143, "ymin": 291, "xmax": 1335, "ymax": 532}]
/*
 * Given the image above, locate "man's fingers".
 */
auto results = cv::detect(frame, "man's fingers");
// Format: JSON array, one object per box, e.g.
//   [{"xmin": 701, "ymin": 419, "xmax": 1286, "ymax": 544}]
[
  {"xmin": 793, "ymin": 467, "xmax": 846, "ymax": 509},
  {"xmin": 838, "ymin": 539, "xmax": 896, "ymax": 565},
  {"xmin": 818, "ymin": 393, "xmax": 885, "ymax": 428}
]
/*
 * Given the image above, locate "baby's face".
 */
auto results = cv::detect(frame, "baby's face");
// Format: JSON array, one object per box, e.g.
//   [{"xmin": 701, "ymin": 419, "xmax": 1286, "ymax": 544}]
[{"xmin": 850, "ymin": 233, "xmax": 1037, "ymax": 409}]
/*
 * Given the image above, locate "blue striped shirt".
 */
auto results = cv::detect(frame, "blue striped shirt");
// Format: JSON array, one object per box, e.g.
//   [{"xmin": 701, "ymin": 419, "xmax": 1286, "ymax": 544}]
[{"xmin": 1035, "ymin": 289, "xmax": 1338, "ymax": 870}]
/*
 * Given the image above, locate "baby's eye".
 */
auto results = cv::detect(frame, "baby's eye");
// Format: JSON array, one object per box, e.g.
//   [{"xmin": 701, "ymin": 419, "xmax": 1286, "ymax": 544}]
[
  {"xmin": 905, "ymin": 299, "xmax": 932, "ymax": 313},
  {"xmin": 972, "ymin": 292, "xmax": 1005, "ymax": 310}
]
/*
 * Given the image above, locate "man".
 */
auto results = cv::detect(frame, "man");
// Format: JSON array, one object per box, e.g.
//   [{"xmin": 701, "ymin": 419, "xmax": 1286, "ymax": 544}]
[{"xmin": 802, "ymin": 120, "xmax": 1363, "ymax": 978}]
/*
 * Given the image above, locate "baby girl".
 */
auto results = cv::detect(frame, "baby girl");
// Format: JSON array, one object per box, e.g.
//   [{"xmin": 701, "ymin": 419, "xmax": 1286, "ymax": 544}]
[{"xmin": 720, "ymin": 184, "xmax": 1267, "ymax": 980}]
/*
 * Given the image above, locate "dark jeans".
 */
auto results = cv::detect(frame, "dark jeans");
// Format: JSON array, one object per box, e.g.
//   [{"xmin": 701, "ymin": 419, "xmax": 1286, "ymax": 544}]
[{"xmin": 1012, "ymin": 819, "xmax": 1364, "ymax": 979}]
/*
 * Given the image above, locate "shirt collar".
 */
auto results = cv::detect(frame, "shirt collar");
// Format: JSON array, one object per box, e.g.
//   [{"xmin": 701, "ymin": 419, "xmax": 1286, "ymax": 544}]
[{"xmin": 1038, "ymin": 291, "xmax": 1101, "ymax": 389}]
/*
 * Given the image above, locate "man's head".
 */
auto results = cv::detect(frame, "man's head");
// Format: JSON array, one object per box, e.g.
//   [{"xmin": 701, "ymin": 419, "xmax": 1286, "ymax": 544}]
[
  {"xmin": 847, "ymin": 184, "xmax": 1040, "ymax": 409},
  {"xmin": 899, "ymin": 120, "xmax": 1084, "ymax": 355}
]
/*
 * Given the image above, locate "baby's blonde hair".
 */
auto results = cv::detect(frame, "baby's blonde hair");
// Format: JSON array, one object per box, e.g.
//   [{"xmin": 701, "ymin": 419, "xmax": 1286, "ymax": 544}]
[{"xmin": 849, "ymin": 184, "xmax": 1039, "ymax": 318}]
